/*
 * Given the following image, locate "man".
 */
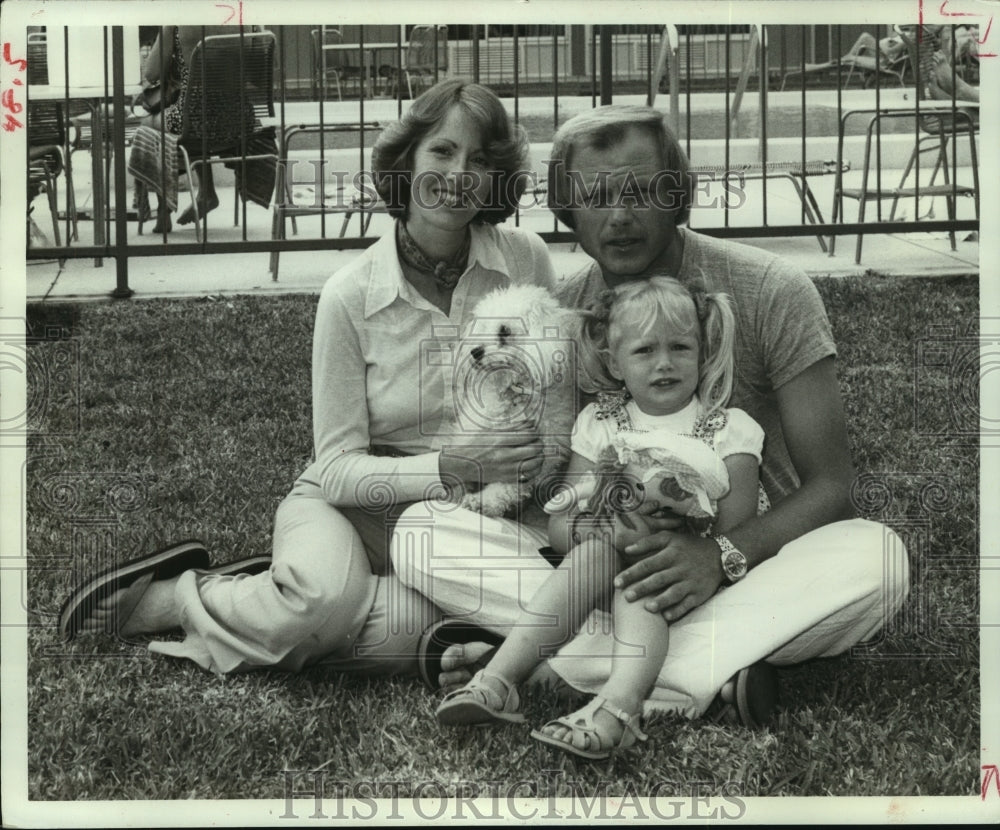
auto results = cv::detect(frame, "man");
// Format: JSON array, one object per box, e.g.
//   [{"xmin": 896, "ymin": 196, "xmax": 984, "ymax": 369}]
[{"xmin": 399, "ymin": 105, "xmax": 910, "ymax": 725}]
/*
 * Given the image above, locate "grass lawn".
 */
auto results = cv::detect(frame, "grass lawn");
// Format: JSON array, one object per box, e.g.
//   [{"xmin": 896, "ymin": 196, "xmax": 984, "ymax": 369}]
[{"xmin": 22, "ymin": 273, "xmax": 979, "ymax": 801}]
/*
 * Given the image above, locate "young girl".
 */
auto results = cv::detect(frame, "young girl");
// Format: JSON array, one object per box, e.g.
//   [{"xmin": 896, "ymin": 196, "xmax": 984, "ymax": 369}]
[{"xmin": 435, "ymin": 277, "xmax": 766, "ymax": 759}]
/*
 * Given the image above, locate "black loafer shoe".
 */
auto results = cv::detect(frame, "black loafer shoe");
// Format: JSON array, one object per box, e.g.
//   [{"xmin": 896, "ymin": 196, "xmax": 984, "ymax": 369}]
[
  {"xmin": 416, "ymin": 619, "xmax": 505, "ymax": 691},
  {"xmin": 58, "ymin": 540, "xmax": 210, "ymax": 641},
  {"xmin": 715, "ymin": 660, "xmax": 780, "ymax": 729}
]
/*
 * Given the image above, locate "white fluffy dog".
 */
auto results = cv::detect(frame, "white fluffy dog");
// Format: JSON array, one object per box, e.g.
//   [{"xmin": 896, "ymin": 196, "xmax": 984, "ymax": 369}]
[{"xmin": 452, "ymin": 284, "xmax": 579, "ymax": 517}]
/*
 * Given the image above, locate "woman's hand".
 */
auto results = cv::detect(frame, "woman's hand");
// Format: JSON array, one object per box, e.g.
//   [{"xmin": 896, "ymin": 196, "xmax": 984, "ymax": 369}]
[
  {"xmin": 614, "ymin": 532, "xmax": 725, "ymax": 620},
  {"xmin": 440, "ymin": 424, "xmax": 544, "ymax": 487}
]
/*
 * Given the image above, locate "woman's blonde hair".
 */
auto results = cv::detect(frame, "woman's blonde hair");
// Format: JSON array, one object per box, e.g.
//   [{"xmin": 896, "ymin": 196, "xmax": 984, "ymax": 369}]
[{"xmin": 578, "ymin": 277, "xmax": 736, "ymax": 414}]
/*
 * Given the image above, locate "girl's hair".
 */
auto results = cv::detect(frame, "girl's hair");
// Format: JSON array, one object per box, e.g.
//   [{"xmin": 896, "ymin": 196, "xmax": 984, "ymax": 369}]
[
  {"xmin": 578, "ymin": 277, "xmax": 736, "ymax": 414},
  {"xmin": 371, "ymin": 79, "xmax": 530, "ymax": 225}
]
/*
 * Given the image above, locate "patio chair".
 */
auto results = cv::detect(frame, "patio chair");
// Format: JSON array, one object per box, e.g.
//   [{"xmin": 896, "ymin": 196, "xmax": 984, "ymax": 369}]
[
  {"xmin": 26, "ymin": 34, "xmax": 77, "ymax": 249},
  {"xmin": 780, "ymin": 31, "xmax": 907, "ymax": 91},
  {"xmin": 889, "ymin": 25, "xmax": 979, "ymax": 228},
  {"xmin": 386, "ymin": 25, "xmax": 447, "ymax": 99},
  {"xmin": 829, "ymin": 25, "xmax": 978, "ymax": 264},
  {"xmin": 27, "ymin": 102, "xmax": 75, "ymax": 249},
  {"xmin": 268, "ymin": 122, "xmax": 387, "ymax": 280},
  {"xmin": 131, "ymin": 31, "xmax": 279, "ymax": 242},
  {"xmin": 311, "ymin": 27, "xmax": 363, "ymax": 101},
  {"xmin": 690, "ymin": 159, "xmax": 849, "ymax": 252}
]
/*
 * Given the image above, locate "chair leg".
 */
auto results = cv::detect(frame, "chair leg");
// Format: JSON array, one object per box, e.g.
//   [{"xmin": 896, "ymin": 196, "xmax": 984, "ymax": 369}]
[
  {"xmin": 136, "ymin": 180, "xmax": 146, "ymax": 235},
  {"xmin": 889, "ymin": 144, "xmax": 920, "ymax": 220},
  {"xmin": 854, "ymin": 199, "xmax": 865, "ymax": 265},
  {"xmin": 787, "ymin": 176, "xmax": 827, "ymax": 253},
  {"xmin": 44, "ymin": 173, "xmax": 62, "ymax": 248},
  {"xmin": 269, "ymin": 203, "xmax": 283, "ymax": 280},
  {"xmin": 945, "ymin": 194, "xmax": 957, "ymax": 251},
  {"xmin": 62, "ymin": 151, "xmax": 79, "ymax": 242},
  {"xmin": 968, "ymin": 124, "xmax": 980, "ymax": 221},
  {"xmin": 829, "ymin": 174, "xmax": 841, "ymax": 257}
]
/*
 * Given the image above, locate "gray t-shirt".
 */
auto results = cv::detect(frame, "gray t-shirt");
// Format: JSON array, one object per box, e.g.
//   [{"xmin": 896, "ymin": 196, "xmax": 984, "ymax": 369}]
[{"xmin": 556, "ymin": 227, "xmax": 837, "ymax": 503}]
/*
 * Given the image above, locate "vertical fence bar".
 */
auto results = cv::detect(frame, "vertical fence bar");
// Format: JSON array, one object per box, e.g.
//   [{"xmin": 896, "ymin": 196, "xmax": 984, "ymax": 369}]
[
  {"xmin": 60, "ymin": 28, "xmax": 71, "ymax": 248},
  {"xmin": 472, "ymin": 25, "xmax": 480, "ymax": 85},
  {"xmin": 949, "ymin": 25, "xmax": 959, "ymax": 217},
  {"xmin": 873, "ymin": 24, "xmax": 883, "ymax": 224},
  {"xmin": 321, "ymin": 23, "xmax": 329, "ymax": 240},
  {"xmin": 238, "ymin": 25, "xmax": 248, "ymax": 240},
  {"xmin": 396, "ymin": 24, "xmax": 404, "ymax": 118},
  {"xmin": 590, "ymin": 27, "xmax": 597, "ymax": 107},
  {"xmin": 723, "ymin": 27, "xmax": 731, "ymax": 228},
  {"xmin": 359, "ymin": 25, "xmax": 367, "ymax": 237},
  {"xmin": 599, "ymin": 25, "xmax": 613, "ymax": 105},
  {"xmin": 759, "ymin": 25, "xmax": 768, "ymax": 227},
  {"xmin": 97, "ymin": 27, "xmax": 107, "ymax": 265},
  {"xmin": 685, "ymin": 28, "xmax": 692, "ymax": 157},
  {"xmin": 274, "ymin": 25, "xmax": 287, "ymax": 281},
  {"xmin": 513, "ymin": 26, "xmax": 520, "ymax": 227},
  {"xmin": 553, "ymin": 27, "xmax": 560, "ymax": 234},
  {"xmin": 914, "ymin": 25, "xmax": 922, "ymax": 221},
  {"xmin": 646, "ymin": 29, "xmax": 653, "ymax": 101},
  {"xmin": 830, "ymin": 24, "xmax": 843, "ymax": 255},
  {"xmin": 799, "ymin": 24, "xmax": 808, "ymax": 225},
  {"xmin": 110, "ymin": 26, "xmax": 131, "ymax": 297}
]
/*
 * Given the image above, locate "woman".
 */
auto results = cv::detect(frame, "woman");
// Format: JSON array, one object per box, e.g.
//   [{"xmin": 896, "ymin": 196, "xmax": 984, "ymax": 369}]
[
  {"xmin": 137, "ymin": 25, "xmax": 257, "ymax": 232},
  {"xmin": 60, "ymin": 80, "xmax": 556, "ymax": 677}
]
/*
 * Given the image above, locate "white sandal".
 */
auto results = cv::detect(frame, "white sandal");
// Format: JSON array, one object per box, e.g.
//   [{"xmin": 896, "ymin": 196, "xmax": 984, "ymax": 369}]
[
  {"xmin": 530, "ymin": 696, "xmax": 647, "ymax": 760},
  {"xmin": 435, "ymin": 669, "xmax": 526, "ymax": 726}
]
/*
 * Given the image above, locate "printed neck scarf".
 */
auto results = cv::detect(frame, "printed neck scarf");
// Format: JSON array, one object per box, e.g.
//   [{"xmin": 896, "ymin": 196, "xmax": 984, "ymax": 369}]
[{"xmin": 396, "ymin": 221, "xmax": 471, "ymax": 292}]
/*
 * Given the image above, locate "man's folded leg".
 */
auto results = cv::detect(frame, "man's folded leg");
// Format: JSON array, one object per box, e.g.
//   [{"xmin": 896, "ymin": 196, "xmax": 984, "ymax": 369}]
[{"xmin": 546, "ymin": 518, "xmax": 909, "ymax": 719}]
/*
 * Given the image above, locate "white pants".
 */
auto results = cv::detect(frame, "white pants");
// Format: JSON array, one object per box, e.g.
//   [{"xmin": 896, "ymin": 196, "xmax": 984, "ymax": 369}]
[
  {"xmin": 391, "ymin": 501, "xmax": 910, "ymax": 719},
  {"xmin": 149, "ymin": 479, "xmax": 440, "ymax": 675}
]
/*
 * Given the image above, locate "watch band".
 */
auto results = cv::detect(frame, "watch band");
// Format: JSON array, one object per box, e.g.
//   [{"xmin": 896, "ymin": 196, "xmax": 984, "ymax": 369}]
[{"xmin": 713, "ymin": 533, "xmax": 748, "ymax": 584}]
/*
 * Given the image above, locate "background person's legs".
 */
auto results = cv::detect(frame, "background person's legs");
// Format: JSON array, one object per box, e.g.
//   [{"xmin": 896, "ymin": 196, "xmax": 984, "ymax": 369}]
[{"xmin": 177, "ymin": 165, "xmax": 220, "ymax": 226}]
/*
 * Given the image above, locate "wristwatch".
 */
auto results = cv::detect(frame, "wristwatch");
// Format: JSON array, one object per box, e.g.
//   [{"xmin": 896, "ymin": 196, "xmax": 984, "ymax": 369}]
[{"xmin": 713, "ymin": 534, "xmax": 748, "ymax": 584}]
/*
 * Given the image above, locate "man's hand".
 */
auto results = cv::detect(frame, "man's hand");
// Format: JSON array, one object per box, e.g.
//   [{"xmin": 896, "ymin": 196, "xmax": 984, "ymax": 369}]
[{"xmin": 614, "ymin": 533, "xmax": 725, "ymax": 620}]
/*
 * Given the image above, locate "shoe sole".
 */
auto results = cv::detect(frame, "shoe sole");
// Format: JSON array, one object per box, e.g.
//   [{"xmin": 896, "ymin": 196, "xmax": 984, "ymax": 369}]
[
  {"xmin": 58, "ymin": 540, "xmax": 210, "ymax": 642},
  {"xmin": 530, "ymin": 728, "xmax": 612, "ymax": 761},
  {"xmin": 436, "ymin": 699, "xmax": 525, "ymax": 726}
]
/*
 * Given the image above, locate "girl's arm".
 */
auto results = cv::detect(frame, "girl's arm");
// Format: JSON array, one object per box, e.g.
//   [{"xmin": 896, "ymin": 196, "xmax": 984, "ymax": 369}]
[
  {"xmin": 546, "ymin": 452, "xmax": 600, "ymax": 555},
  {"xmin": 714, "ymin": 453, "xmax": 760, "ymax": 534}
]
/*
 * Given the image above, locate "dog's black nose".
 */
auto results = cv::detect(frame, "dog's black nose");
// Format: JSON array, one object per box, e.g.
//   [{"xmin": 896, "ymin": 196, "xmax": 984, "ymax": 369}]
[{"xmin": 471, "ymin": 346, "xmax": 485, "ymax": 362}]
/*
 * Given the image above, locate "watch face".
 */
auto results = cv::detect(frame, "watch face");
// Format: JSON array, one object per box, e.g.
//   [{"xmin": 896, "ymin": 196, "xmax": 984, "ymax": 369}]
[{"xmin": 723, "ymin": 550, "xmax": 747, "ymax": 580}]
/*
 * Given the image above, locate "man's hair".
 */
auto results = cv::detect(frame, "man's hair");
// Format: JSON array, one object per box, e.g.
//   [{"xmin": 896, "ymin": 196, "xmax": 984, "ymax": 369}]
[
  {"xmin": 547, "ymin": 105, "xmax": 693, "ymax": 229},
  {"xmin": 371, "ymin": 79, "xmax": 530, "ymax": 224}
]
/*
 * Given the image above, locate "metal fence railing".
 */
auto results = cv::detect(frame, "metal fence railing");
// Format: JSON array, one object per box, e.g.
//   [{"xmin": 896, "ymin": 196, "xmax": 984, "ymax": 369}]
[{"xmin": 24, "ymin": 23, "xmax": 980, "ymax": 295}]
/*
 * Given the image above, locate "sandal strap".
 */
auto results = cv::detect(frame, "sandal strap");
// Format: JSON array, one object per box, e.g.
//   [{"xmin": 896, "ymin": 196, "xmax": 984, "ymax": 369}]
[
  {"xmin": 592, "ymin": 696, "xmax": 648, "ymax": 743},
  {"xmin": 440, "ymin": 669, "xmax": 520, "ymax": 714}
]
